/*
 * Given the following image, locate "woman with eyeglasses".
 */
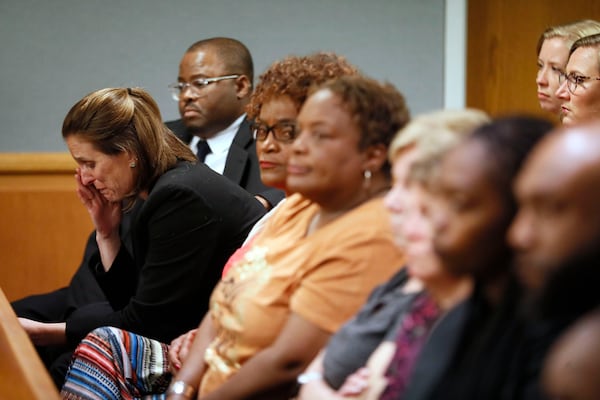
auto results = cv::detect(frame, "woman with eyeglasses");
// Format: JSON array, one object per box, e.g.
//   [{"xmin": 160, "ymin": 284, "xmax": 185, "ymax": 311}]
[
  {"xmin": 175, "ymin": 75, "xmax": 406, "ymax": 400},
  {"xmin": 556, "ymin": 33, "xmax": 600, "ymax": 125},
  {"xmin": 177, "ymin": 73, "xmax": 406, "ymax": 400},
  {"xmin": 60, "ymin": 54, "xmax": 404, "ymax": 400},
  {"xmin": 240, "ymin": 52, "xmax": 359, "ymax": 242},
  {"xmin": 535, "ymin": 20, "xmax": 600, "ymax": 117}
]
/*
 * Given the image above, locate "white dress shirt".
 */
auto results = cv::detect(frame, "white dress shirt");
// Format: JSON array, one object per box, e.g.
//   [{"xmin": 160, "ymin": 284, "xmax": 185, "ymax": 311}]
[{"xmin": 189, "ymin": 114, "xmax": 245, "ymax": 175}]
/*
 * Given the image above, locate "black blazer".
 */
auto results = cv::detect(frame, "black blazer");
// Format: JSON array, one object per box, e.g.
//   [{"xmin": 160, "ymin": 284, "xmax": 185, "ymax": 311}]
[
  {"xmin": 64, "ymin": 161, "xmax": 265, "ymax": 344},
  {"xmin": 166, "ymin": 118, "xmax": 285, "ymax": 207}
]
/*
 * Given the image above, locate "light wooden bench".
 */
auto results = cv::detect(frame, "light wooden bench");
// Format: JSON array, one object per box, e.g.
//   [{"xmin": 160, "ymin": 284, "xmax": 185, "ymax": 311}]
[{"xmin": 0, "ymin": 287, "xmax": 60, "ymax": 399}]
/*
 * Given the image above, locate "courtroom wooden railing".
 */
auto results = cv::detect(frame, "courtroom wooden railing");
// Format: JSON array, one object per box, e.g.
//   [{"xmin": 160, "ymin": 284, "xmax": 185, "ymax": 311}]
[
  {"xmin": 0, "ymin": 153, "xmax": 93, "ymax": 302},
  {"xmin": 0, "ymin": 287, "xmax": 60, "ymax": 399}
]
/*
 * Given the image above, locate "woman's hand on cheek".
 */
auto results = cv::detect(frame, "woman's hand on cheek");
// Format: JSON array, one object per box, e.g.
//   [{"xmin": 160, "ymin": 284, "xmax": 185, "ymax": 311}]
[{"xmin": 75, "ymin": 168, "xmax": 122, "ymax": 238}]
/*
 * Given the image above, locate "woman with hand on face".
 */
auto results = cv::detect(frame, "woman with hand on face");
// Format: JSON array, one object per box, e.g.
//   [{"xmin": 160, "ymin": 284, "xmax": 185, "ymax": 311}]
[
  {"xmin": 28, "ymin": 87, "xmax": 264, "ymax": 362},
  {"xmin": 536, "ymin": 20, "xmax": 600, "ymax": 117},
  {"xmin": 297, "ymin": 109, "xmax": 488, "ymax": 400},
  {"xmin": 45, "ymin": 87, "xmax": 265, "ymax": 394},
  {"xmin": 556, "ymin": 33, "xmax": 600, "ymax": 125},
  {"xmin": 59, "ymin": 54, "xmax": 365, "ymax": 400}
]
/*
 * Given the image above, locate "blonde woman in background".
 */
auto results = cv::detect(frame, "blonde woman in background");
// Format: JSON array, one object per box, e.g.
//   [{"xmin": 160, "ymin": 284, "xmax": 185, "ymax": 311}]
[
  {"xmin": 556, "ymin": 33, "xmax": 600, "ymax": 125},
  {"xmin": 536, "ymin": 19, "xmax": 600, "ymax": 116}
]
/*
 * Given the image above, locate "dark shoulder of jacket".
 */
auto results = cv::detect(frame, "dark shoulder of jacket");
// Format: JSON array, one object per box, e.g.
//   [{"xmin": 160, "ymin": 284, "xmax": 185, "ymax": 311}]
[
  {"xmin": 165, "ymin": 119, "xmax": 192, "ymax": 144},
  {"xmin": 231, "ymin": 117, "xmax": 254, "ymax": 149}
]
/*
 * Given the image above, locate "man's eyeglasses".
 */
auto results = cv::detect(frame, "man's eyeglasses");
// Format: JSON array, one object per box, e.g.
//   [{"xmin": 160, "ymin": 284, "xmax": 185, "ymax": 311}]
[
  {"xmin": 251, "ymin": 121, "xmax": 298, "ymax": 143},
  {"xmin": 168, "ymin": 75, "xmax": 240, "ymax": 101},
  {"xmin": 558, "ymin": 72, "xmax": 600, "ymax": 94}
]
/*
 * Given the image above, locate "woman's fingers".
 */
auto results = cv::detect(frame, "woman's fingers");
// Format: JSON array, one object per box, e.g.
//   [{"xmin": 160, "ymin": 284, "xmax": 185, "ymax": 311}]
[
  {"xmin": 178, "ymin": 329, "xmax": 198, "ymax": 362},
  {"xmin": 168, "ymin": 332, "xmax": 186, "ymax": 372},
  {"xmin": 338, "ymin": 368, "xmax": 370, "ymax": 396}
]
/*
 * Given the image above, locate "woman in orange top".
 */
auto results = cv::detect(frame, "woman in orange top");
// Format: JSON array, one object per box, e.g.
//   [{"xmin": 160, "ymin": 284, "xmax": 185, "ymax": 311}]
[{"xmin": 169, "ymin": 75, "xmax": 408, "ymax": 400}]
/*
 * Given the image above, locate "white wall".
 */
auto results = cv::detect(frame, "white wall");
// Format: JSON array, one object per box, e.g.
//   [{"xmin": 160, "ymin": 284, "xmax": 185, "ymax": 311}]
[{"xmin": 0, "ymin": 0, "xmax": 448, "ymax": 151}]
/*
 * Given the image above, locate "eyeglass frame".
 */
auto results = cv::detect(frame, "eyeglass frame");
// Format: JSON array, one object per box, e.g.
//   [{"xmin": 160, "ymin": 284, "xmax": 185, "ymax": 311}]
[
  {"xmin": 250, "ymin": 120, "xmax": 298, "ymax": 143},
  {"xmin": 558, "ymin": 71, "xmax": 600, "ymax": 95},
  {"xmin": 168, "ymin": 74, "xmax": 240, "ymax": 101}
]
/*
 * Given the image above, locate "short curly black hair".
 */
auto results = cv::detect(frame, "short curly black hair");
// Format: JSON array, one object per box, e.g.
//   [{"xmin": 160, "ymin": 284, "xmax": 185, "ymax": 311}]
[
  {"xmin": 313, "ymin": 75, "xmax": 410, "ymax": 176},
  {"xmin": 246, "ymin": 52, "xmax": 359, "ymax": 119}
]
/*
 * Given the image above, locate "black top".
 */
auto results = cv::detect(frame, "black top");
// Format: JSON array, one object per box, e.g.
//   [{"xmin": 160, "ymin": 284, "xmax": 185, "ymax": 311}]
[{"xmin": 64, "ymin": 161, "xmax": 265, "ymax": 344}]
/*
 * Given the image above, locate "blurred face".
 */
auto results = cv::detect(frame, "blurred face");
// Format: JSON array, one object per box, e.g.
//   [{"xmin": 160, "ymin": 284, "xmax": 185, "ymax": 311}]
[
  {"xmin": 542, "ymin": 320, "xmax": 600, "ymax": 400},
  {"xmin": 287, "ymin": 89, "xmax": 368, "ymax": 208},
  {"xmin": 556, "ymin": 47, "xmax": 600, "ymax": 125},
  {"xmin": 537, "ymin": 37, "xmax": 570, "ymax": 114},
  {"xmin": 66, "ymin": 136, "xmax": 136, "ymax": 202},
  {"xmin": 254, "ymin": 96, "xmax": 298, "ymax": 192},
  {"xmin": 430, "ymin": 140, "xmax": 512, "ymax": 281},
  {"xmin": 177, "ymin": 48, "xmax": 248, "ymax": 138},
  {"xmin": 384, "ymin": 147, "xmax": 418, "ymax": 247},
  {"xmin": 402, "ymin": 184, "xmax": 444, "ymax": 283},
  {"xmin": 509, "ymin": 133, "xmax": 600, "ymax": 290}
]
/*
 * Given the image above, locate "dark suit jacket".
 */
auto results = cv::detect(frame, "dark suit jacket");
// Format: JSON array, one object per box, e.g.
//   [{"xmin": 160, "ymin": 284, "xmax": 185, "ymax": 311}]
[
  {"xmin": 166, "ymin": 118, "xmax": 285, "ymax": 207},
  {"xmin": 64, "ymin": 161, "xmax": 265, "ymax": 344}
]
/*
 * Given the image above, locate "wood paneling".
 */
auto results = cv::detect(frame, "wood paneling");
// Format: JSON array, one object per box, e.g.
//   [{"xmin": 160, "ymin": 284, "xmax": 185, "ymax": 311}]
[
  {"xmin": 0, "ymin": 153, "xmax": 93, "ymax": 302},
  {"xmin": 467, "ymin": 0, "xmax": 600, "ymax": 119},
  {"xmin": 0, "ymin": 287, "xmax": 60, "ymax": 399}
]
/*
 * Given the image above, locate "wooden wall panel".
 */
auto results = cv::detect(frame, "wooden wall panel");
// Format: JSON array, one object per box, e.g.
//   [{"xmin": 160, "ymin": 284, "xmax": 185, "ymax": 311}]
[
  {"xmin": 467, "ymin": 0, "xmax": 600, "ymax": 119},
  {"xmin": 0, "ymin": 153, "xmax": 93, "ymax": 302}
]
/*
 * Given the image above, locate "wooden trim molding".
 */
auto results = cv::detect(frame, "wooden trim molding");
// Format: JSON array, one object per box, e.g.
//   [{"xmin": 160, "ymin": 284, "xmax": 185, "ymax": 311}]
[{"xmin": 0, "ymin": 152, "xmax": 76, "ymax": 174}]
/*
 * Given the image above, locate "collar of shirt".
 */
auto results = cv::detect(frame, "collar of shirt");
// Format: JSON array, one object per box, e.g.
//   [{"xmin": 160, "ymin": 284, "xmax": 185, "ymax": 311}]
[{"xmin": 190, "ymin": 114, "xmax": 245, "ymax": 175}]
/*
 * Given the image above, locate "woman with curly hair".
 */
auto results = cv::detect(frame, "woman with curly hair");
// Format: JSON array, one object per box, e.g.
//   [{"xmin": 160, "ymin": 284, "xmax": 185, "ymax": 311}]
[
  {"xmin": 61, "ymin": 54, "xmax": 403, "ymax": 400},
  {"xmin": 242, "ymin": 52, "xmax": 360, "ymax": 241},
  {"xmin": 169, "ymin": 74, "xmax": 407, "ymax": 400}
]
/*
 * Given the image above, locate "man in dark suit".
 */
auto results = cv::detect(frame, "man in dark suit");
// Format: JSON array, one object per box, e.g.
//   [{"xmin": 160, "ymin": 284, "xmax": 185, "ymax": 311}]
[{"xmin": 166, "ymin": 37, "xmax": 284, "ymax": 208}]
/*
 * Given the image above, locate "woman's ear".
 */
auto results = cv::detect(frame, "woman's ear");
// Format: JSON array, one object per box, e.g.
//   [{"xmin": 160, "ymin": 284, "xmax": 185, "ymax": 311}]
[
  {"xmin": 364, "ymin": 144, "xmax": 388, "ymax": 172},
  {"xmin": 126, "ymin": 151, "xmax": 139, "ymax": 168},
  {"xmin": 236, "ymin": 75, "xmax": 253, "ymax": 100}
]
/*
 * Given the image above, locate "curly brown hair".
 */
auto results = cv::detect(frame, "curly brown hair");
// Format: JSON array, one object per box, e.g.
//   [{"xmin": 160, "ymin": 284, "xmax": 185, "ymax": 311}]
[{"xmin": 246, "ymin": 52, "xmax": 359, "ymax": 119}]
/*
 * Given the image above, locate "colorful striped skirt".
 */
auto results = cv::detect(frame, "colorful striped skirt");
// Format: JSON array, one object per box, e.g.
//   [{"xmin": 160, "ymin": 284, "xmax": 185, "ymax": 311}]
[{"xmin": 61, "ymin": 327, "xmax": 171, "ymax": 400}]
